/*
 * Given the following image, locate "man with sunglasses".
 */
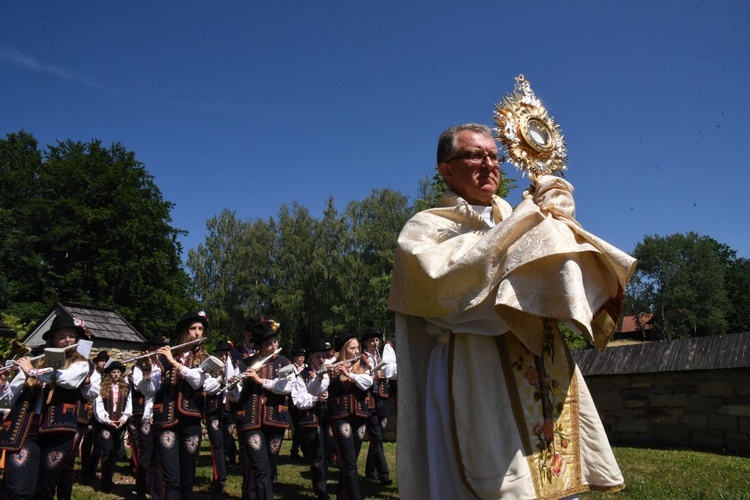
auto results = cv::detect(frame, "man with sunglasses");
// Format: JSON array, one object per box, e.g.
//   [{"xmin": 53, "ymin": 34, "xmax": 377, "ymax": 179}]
[{"xmin": 389, "ymin": 123, "xmax": 636, "ymax": 499}]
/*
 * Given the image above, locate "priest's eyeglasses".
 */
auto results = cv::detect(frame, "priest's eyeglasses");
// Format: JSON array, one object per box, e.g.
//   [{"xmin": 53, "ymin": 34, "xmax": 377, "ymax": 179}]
[{"xmin": 445, "ymin": 149, "xmax": 505, "ymax": 166}]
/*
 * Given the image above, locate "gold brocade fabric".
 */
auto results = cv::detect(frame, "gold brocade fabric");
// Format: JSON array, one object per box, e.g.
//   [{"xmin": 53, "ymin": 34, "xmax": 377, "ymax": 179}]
[
  {"xmin": 389, "ymin": 181, "xmax": 636, "ymax": 499},
  {"xmin": 497, "ymin": 321, "xmax": 582, "ymax": 499}
]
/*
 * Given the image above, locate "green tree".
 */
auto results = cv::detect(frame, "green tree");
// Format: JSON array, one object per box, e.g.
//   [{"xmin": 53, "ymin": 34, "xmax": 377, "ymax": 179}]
[
  {"xmin": 628, "ymin": 233, "xmax": 731, "ymax": 340},
  {"xmin": 340, "ymin": 188, "xmax": 411, "ymax": 336},
  {"xmin": 724, "ymin": 257, "xmax": 750, "ymax": 334},
  {"xmin": 268, "ymin": 202, "xmax": 318, "ymax": 347},
  {"xmin": 308, "ymin": 197, "xmax": 348, "ymax": 338},
  {"xmin": 187, "ymin": 210, "xmax": 275, "ymax": 343},
  {"xmin": 0, "ymin": 132, "xmax": 193, "ymax": 335}
]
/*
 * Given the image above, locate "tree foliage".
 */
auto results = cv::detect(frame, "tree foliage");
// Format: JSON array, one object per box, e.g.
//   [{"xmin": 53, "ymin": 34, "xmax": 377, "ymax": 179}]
[
  {"xmin": 625, "ymin": 232, "xmax": 747, "ymax": 340},
  {"xmin": 0, "ymin": 131, "xmax": 193, "ymax": 335},
  {"xmin": 187, "ymin": 189, "xmax": 411, "ymax": 348}
]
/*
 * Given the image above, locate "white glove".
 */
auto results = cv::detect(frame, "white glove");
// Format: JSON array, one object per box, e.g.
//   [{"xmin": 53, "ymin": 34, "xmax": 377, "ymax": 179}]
[{"xmin": 524, "ymin": 175, "xmax": 576, "ymax": 219}]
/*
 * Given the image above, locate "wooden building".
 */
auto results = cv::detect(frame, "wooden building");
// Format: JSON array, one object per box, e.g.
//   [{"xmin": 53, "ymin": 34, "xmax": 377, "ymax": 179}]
[
  {"xmin": 22, "ymin": 302, "xmax": 147, "ymax": 360},
  {"xmin": 574, "ymin": 332, "xmax": 750, "ymax": 455}
]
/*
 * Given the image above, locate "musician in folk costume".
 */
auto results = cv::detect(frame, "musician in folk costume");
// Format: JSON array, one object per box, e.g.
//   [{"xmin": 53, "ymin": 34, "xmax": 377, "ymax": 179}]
[
  {"xmin": 326, "ymin": 332, "xmax": 373, "ymax": 500},
  {"xmin": 226, "ymin": 317, "xmax": 258, "ymax": 466},
  {"xmin": 148, "ymin": 311, "xmax": 211, "ymax": 500},
  {"xmin": 227, "ymin": 319, "xmax": 292, "ymax": 500},
  {"xmin": 131, "ymin": 334, "xmax": 167, "ymax": 500},
  {"xmin": 288, "ymin": 346, "xmax": 308, "ymax": 462},
  {"xmin": 94, "ymin": 360, "xmax": 133, "ymax": 492},
  {"xmin": 56, "ymin": 343, "xmax": 99, "ymax": 500},
  {"xmin": 0, "ymin": 314, "xmax": 91, "ymax": 499},
  {"xmin": 360, "ymin": 327, "xmax": 395, "ymax": 486},
  {"xmin": 202, "ymin": 340, "xmax": 238, "ymax": 494},
  {"xmin": 80, "ymin": 349, "xmax": 109, "ymax": 483},
  {"xmin": 291, "ymin": 339, "xmax": 332, "ymax": 500},
  {"xmin": 229, "ymin": 317, "xmax": 257, "ymax": 369}
]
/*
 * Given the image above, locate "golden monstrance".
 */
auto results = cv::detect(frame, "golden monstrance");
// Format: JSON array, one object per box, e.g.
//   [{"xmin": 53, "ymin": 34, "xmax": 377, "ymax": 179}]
[{"xmin": 493, "ymin": 74, "xmax": 568, "ymax": 180}]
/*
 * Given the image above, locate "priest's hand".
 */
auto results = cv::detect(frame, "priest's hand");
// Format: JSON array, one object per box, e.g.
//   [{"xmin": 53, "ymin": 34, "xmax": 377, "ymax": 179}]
[{"xmin": 525, "ymin": 175, "xmax": 576, "ymax": 219}]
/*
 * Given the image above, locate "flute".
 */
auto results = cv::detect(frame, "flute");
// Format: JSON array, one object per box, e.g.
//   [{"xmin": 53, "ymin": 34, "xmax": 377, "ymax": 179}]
[
  {"xmin": 316, "ymin": 354, "xmax": 362, "ymax": 375},
  {"xmin": 0, "ymin": 342, "xmax": 85, "ymax": 375},
  {"xmin": 219, "ymin": 348, "xmax": 283, "ymax": 393},
  {"xmin": 119, "ymin": 337, "xmax": 207, "ymax": 365}
]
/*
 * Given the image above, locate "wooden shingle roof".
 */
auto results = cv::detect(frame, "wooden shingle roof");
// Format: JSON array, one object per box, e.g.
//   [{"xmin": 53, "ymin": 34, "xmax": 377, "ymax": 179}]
[
  {"xmin": 23, "ymin": 302, "xmax": 146, "ymax": 347},
  {"xmin": 573, "ymin": 331, "xmax": 750, "ymax": 376}
]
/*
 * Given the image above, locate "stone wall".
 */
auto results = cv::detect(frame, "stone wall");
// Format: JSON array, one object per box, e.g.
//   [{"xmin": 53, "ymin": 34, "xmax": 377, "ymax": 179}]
[{"xmin": 585, "ymin": 368, "xmax": 750, "ymax": 455}]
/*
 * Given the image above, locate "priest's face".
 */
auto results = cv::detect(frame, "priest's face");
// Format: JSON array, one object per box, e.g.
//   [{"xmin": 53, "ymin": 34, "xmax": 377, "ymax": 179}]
[{"xmin": 439, "ymin": 130, "xmax": 500, "ymax": 205}]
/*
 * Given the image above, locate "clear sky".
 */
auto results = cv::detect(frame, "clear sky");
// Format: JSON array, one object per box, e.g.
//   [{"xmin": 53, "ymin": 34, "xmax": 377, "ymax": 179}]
[{"xmin": 2, "ymin": 1, "xmax": 749, "ymax": 260}]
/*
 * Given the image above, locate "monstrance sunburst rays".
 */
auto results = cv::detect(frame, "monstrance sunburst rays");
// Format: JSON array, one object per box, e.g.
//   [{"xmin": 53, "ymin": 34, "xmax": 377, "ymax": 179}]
[{"xmin": 493, "ymin": 74, "xmax": 567, "ymax": 180}]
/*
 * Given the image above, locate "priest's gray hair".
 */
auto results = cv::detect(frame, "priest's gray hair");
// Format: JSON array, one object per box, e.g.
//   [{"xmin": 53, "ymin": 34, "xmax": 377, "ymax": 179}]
[{"xmin": 436, "ymin": 123, "xmax": 493, "ymax": 164}]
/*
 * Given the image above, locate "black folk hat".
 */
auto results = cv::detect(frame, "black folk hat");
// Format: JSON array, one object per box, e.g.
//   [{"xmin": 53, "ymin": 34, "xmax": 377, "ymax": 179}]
[
  {"xmin": 335, "ymin": 332, "xmax": 359, "ymax": 352},
  {"xmin": 360, "ymin": 327, "xmax": 382, "ymax": 342},
  {"xmin": 175, "ymin": 311, "xmax": 209, "ymax": 334},
  {"xmin": 93, "ymin": 350, "xmax": 110, "ymax": 363},
  {"xmin": 105, "ymin": 360, "xmax": 126, "ymax": 373},
  {"xmin": 43, "ymin": 314, "xmax": 86, "ymax": 341},
  {"xmin": 309, "ymin": 339, "xmax": 331, "ymax": 354},
  {"xmin": 251, "ymin": 321, "xmax": 278, "ymax": 346},
  {"xmin": 290, "ymin": 347, "xmax": 306, "ymax": 357},
  {"xmin": 243, "ymin": 317, "xmax": 258, "ymax": 333},
  {"xmin": 215, "ymin": 340, "xmax": 233, "ymax": 352},
  {"xmin": 145, "ymin": 335, "xmax": 169, "ymax": 347}
]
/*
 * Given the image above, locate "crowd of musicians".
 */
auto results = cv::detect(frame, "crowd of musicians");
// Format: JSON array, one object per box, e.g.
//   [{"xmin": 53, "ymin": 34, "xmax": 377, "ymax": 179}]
[{"xmin": 0, "ymin": 310, "xmax": 397, "ymax": 500}]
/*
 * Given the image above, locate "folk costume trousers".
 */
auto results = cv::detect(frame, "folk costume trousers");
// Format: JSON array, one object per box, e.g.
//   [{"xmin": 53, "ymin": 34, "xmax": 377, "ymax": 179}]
[
  {"xmin": 331, "ymin": 416, "xmax": 367, "ymax": 500},
  {"xmin": 205, "ymin": 410, "xmax": 228, "ymax": 483},
  {"xmin": 4, "ymin": 422, "xmax": 76, "ymax": 500},
  {"xmin": 302, "ymin": 425, "xmax": 329, "ymax": 500},
  {"xmin": 134, "ymin": 418, "xmax": 161, "ymax": 500},
  {"xmin": 364, "ymin": 395, "xmax": 390, "ymax": 481},
  {"xmin": 55, "ymin": 423, "xmax": 86, "ymax": 500},
  {"xmin": 156, "ymin": 416, "xmax": 202, "ymax": 500},
  {"xmin": 97, "ymin": 422, "xmax": 127, "ymax": 491},
  {"xmin": 239, "ymin": 426, "xmax": 285, "ymax": 500}
]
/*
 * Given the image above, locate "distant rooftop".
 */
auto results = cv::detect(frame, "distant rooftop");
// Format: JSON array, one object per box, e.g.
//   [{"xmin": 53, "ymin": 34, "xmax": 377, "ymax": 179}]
[
  {"xmin": 23, "ymin": 302, "xmax": 146, "ymax": 347},
  {"xmin": 574, "ymin": 331, "xmax": 750, "ymax": 376}
]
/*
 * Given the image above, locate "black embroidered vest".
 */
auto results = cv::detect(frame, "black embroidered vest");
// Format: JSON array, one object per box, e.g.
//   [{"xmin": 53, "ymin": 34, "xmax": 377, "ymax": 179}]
[
  {"xmin": 237, "ymin": 355, "xmax": 291, "ymax": 431},
  {"xmin": 152, "ymin": 354, "xmax": 204, "ymax": 429}
]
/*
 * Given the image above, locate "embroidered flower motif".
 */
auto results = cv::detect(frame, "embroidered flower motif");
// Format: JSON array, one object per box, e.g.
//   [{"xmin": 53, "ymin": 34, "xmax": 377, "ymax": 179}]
[
  {"xmin": 185, "ymin": 435, "xmax": 200, "ymax": 454},
  {"xmin": 160, "ymin": 430, "xmax": 176, "ymax": 449},
  {"xmin": 248, "ymin": 433, "xmax": 262, "ymax": 451},
  {"xmin": 340, "ymin": 422, "xmax": 352, "ymax": 438},
  {"xmin": 269, "ymin": 437, "xmax": 282, "ymax": 454},
  {"xmin": 380, "ymin": 418, "xmax": 388, "ymax": 430},
  {"xmin": 11, "ymin": 447, "xmax": 29, "ymax": 467},
  {"xmin": 524, "ymin": 367, "xmax": 540, "ymax": 387},
  {"xmin": 550, "ymin": 452, "xmax": 563, "ymax": 476},
  {"xmin": 141, "ymin": 422, "xmax": 151, "ymax": 434},
  {"xmin": 46, "ymin": 450, "xmax": 66, "ymax": 469},
  {"xmin": 101, "ymin": 429, "xmax": 111, "ymax": 440},
  {"xmin": 356, "ymin": 425, "xmax": 366, "ymax": 441}
]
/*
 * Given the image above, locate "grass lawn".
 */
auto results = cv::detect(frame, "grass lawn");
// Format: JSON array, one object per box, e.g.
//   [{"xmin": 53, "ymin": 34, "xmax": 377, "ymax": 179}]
[{"xmin": 67, "ymin": 442, "xmax": 750, "ymax": 499}]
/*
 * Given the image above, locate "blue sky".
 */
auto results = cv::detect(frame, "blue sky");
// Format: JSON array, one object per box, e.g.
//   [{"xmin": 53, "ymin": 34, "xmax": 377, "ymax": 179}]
[{"xmin": 2, "ymin": 1, "xmax": 749, "ymax": 260}]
